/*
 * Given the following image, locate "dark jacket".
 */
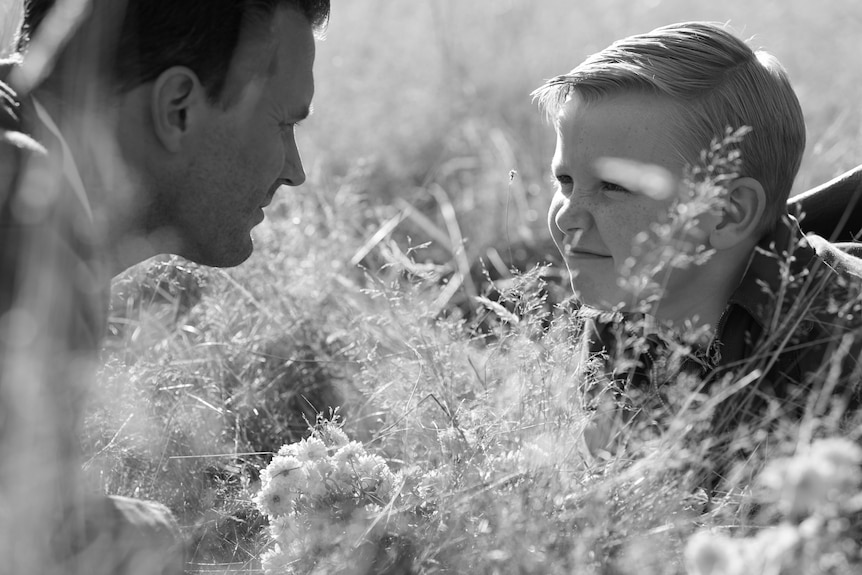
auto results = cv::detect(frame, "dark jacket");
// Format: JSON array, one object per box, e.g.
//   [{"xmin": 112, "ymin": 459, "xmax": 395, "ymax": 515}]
[
  {"xmin": 789, "ymin": 165, "xmax": 862, "ymax": 242},
  {"xmin": 710, "ymin": 216, "xmax": 862, "ymax": 419}
]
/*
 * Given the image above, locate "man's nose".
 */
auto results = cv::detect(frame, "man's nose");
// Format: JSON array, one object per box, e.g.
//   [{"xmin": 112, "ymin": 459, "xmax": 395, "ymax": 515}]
[{"xmin": 280, "ymin": 137, "xmax": 306, "ymax": 187}]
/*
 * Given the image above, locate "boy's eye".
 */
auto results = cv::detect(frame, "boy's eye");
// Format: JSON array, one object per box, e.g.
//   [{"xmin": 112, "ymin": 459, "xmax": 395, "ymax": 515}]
[
  {"xmin": 600, "ymin": 180, "xmax": 630, "ymax": 195},
  {"xmin": 555, "ymin": 174, "xmax": 574, "ymax": 193}
]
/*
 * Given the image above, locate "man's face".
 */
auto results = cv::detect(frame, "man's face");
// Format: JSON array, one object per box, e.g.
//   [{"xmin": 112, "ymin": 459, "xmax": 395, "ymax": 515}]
[
  {"xmin": 171, "ymin": 6, "xmax": 316, "ymax": 267},
  {"xmin": 549, "ymin": 92, "xmax": 705, "ymax": 311}
]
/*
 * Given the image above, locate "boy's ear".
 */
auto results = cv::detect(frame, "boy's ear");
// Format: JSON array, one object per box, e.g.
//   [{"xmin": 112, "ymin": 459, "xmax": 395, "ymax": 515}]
[
  {"xmin": 709, "ymin": 177, "xmax": 767, "ymax": 250},
  {"xmin": 151, "ymin": 66, "xmax": 208, "ymax": 153}
]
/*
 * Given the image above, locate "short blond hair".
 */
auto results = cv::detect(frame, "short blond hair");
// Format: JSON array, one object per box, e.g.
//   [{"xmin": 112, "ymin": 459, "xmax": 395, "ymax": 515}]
[{"xmin": 533, "ymin": 22, "xmax": 805, "ymax": 235}]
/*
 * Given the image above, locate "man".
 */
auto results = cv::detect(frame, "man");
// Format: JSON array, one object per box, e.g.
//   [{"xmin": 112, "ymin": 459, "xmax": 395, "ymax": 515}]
[
  {"xmin": 533, "ymin": 22, "xmax": 862, "ymax": 464},
  {"xmin": 791, "ymin": 165, "xmax": 862, "ymax": 243},
  {"xmin": 0, "ymin": 0, "xmax": 329, "ymax": 573}
]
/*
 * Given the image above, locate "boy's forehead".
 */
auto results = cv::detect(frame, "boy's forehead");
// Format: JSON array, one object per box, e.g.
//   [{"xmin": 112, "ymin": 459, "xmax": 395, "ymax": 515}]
[
  {"xmin": 553, "ymin": 92, "xmax": 689, "ymax": 173},
  {"xmin": 554, "ymin": 92, "xmax": 583, "ymax": 126}
]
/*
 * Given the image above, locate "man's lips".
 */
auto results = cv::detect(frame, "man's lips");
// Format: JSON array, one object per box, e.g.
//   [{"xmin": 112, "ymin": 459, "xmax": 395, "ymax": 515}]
[{"xmin": 261, "ymin": 180, "xmax": 288, "ymax": 209}]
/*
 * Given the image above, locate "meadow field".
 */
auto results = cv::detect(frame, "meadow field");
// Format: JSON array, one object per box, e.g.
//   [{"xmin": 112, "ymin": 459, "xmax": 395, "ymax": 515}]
[{"xmin": 88, "ymin": 0, "xmax": 862, "ymax": 573}]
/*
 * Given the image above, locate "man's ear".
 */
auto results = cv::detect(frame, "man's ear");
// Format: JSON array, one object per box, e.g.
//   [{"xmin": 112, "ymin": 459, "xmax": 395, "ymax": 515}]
[
  {"xmin": 151, "ymin": 67, "xmax": 208, "ymax": 153},
  {"xmin": 709, "ymin": 177, "xmax": 767, "ymax": 250}
]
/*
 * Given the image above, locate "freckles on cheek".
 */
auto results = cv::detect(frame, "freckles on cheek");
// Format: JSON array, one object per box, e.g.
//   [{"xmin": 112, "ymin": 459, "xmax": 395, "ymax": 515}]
[{"xmin": 598, "ymin": 204, "xmax": 651, "ymax": 262}]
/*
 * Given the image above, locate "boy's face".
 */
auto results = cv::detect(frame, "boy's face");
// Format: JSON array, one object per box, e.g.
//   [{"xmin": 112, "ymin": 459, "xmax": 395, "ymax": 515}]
[{"xmin": 549, "ymin": 92, "xmax": 707, "ymax": 312}]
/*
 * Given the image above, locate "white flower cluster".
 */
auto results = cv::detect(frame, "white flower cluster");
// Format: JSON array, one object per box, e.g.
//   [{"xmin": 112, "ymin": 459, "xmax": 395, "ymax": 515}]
[
  {"xmin": 759, "ymin": 436, "xmax": 862, "ymax": 519},
  {"xmin": 254, "ymin": 422, "xmax": 402, "ymax": 574},
  {"xmin": 685, "ymin": 438, "xmax": 862, "ymax": 575}
]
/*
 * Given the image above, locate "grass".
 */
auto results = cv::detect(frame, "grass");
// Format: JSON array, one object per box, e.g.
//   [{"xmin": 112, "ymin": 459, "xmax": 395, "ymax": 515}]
[{"xmin": 80, "ymin": 0, "xmax": 862, "ymax": 573}]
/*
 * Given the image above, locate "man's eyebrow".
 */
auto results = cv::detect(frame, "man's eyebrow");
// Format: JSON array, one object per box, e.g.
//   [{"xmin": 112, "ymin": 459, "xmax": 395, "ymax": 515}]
[{"xmin": 291, "ymin": 104, "xmax": 313, "ymax": 120}]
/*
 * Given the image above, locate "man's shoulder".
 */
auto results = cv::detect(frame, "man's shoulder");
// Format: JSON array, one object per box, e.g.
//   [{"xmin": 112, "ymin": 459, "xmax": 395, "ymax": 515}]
[
  {"xmin": 805, "ymin": 234, "xmax": 862, "ymax": 282},
  {"xmin": 738, "ymin": 216, "xmax": 862, "ymax": 306},
  {"xmin": 720, "ymin": 218, "xmax": 862, "ymax": 367},
  {"xmin": 0, "ymin": 62, "xmax": 42, "ymax": 155}
]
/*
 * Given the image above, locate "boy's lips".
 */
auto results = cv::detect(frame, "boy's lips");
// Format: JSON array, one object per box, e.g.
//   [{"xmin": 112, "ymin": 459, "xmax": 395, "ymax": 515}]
[{"xmin": 562, "ymin": 244, "xmax": 610, "ymax": 259}]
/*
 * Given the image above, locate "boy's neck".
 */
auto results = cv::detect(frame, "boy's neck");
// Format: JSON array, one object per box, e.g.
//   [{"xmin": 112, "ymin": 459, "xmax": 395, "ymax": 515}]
[{"xmin": 650, "ymin": 243, "xmax": 756, "ymax": 337}]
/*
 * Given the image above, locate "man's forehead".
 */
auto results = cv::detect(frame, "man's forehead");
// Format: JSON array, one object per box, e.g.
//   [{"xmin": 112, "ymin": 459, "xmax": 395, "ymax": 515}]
[{"xmin": 222, "ymin": 6, "xmax": 315, "ymax": 103}]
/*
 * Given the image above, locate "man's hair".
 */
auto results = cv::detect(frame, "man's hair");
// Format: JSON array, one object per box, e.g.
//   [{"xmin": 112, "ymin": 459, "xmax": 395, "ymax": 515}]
[
  {"xmin": 20, "ymin": 0, "xmax": 330, "ymax": 100},
  {"xmin": 532, "ymin": 22, "xmax": 805, "ymax": 235}
]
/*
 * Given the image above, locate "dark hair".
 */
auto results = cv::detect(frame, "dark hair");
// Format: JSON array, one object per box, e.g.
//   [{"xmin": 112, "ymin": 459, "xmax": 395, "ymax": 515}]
[{"xmin": 21, "ymin": 0, "xmax": 330, "ymax": 99}]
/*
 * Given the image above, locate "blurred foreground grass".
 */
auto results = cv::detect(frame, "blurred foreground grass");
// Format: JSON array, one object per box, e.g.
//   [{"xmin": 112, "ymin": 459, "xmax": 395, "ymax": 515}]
[{"xmin": 86, "ymin": 0, "xmax": 862, "ymax": 572}]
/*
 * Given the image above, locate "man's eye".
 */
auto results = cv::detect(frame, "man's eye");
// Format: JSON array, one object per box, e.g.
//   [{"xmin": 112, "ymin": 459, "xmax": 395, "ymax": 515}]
[{"xmin": 279, "ymin": 121, "xmax": 302, "ymax": 132}]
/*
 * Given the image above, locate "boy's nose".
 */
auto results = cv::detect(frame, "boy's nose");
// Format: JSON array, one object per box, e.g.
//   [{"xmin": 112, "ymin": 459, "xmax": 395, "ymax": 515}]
[{"xmin": 552, "ymin": 193, "xmax": 592, "ymax": 238}]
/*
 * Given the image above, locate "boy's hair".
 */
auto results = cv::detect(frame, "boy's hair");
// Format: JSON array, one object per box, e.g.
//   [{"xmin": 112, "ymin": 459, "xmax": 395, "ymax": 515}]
[{"xmin": 533, "ymin": 22, "xmax": 805, "ymax": 235}]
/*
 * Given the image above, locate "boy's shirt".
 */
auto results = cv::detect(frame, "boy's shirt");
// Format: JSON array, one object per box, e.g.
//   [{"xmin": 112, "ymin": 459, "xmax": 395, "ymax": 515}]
[{"xmin": 580, "ymin": 214, "xmax": 862, "ymax": 453}]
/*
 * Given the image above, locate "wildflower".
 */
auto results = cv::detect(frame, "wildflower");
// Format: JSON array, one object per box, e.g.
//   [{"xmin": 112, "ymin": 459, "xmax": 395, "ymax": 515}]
[
  {"xmin": 257, "ymin": 423, "xmax": 404, "ymax": 571},
  {"xmin": 277, "ymin": 443, "xmax": 300, "ymax": 458},
  {"xmin": 332, "ymin": 441, "xmax": 367, "ymax": 486},
  {"xmin": 415, "ymin": 468, "xmax": 448, "ymax": 501},
  {"xmin": 518, "ymin": 440, "xmax": 552, "ymax": 471},
  {"xmin": 261, "ymin": 543, "xmax": 297, "ymax": 575},
  {"xmin": 267, "ymin": 515, "xmax": 292, "ymax": 544},
  {"xmin": 684, "ymin": 531, "xmax": 744, "ymax": 575},
  {"xmin": 255, "ymin": 474, "xmax": 299, "ymax": 518},
  {"xmin": 759, "ymin": 438, "xmax": 862, "ymax": 519},
  {"xmin": 353, "ymin": 454, "xmax": 389, "ymax": 491},
  {"xmin": 749, "ymin": 524, "xmax": 801, "ymax": 573},
  {"xmin": 262, "ymin": 454, "xmax": 303, "ymax": 485},
  {"xmin": 303, "ymin": 460, "xmax": 333, "ymax": 502},
  {"xmin": 808, "ymin": 438, "xmax": 862, "ymax": 478},
  {"xmin": 377, "ymin": 470, "xmax": 401, "ymax": 502},
  {"xmin": 317, "ymin": 422, "xmax": 350, "ymax": 447},
  {"xmin": 295, "ymin": 436, "xmax": 328, "ymax": 462}
]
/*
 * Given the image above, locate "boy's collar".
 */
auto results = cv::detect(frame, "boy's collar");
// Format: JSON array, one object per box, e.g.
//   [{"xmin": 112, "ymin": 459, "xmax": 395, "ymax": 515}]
[{"xmin": 724, "ymin": 214, "xmax": 816, "ymax": 330}]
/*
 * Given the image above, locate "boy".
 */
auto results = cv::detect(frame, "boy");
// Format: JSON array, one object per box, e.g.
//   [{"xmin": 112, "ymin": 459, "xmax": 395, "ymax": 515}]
[{"xmin": 532, "ymin": 22, "xmax": 862, "ymax": 448}]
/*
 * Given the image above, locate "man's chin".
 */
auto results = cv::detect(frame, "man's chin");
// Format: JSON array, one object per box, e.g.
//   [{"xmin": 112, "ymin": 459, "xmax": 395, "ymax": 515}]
[{"xmin": 181, "ymin": 237, "xmax": 254, "ymax": 268}]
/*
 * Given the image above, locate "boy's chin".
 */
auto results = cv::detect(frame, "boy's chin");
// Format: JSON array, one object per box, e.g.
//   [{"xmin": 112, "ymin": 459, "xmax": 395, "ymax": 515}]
[{"xmin": 574, "ymin": 288, "xmax": 645, "ymax": 314}]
